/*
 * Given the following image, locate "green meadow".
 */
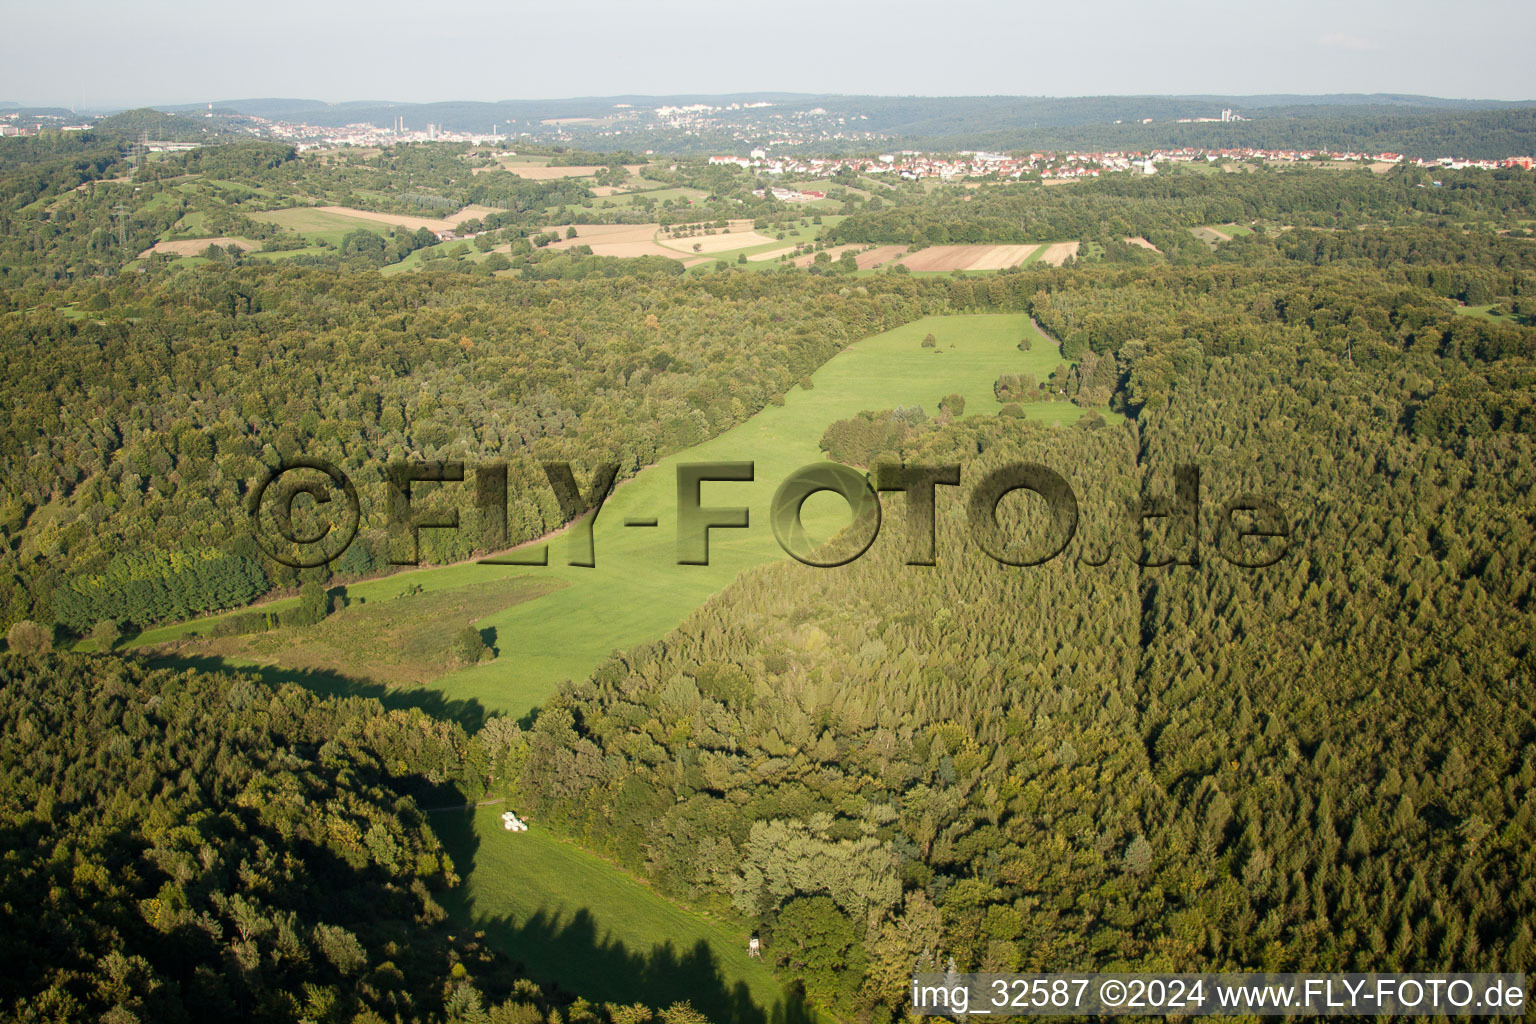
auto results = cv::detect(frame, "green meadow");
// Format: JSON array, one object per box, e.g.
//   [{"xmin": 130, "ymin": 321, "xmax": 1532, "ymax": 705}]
[
  {"xmin": 249, "ymin": 207, "xmax": 396, "ymax": 246},
  {"xmin": 435, "ymin": 808, "xmax": 805, "ymax": 1023},
  {"xmin": 1454, "ymin": 302, "xmax": 1530, "ymax": 324},
  {"xmin": 424, "ymin": 313, "xmax": 1090, "ymax": 718},
  {"xmin": 398, "ymin": 315, "xmax": 1100, "ymax": 1020},
  {"xmin": 131, "ymin": 314, "xmax": 1095, "ymax": 721},
  {"xmin": 1200, "ymin": 223, "xmax": 1253, "ymax": 239}
]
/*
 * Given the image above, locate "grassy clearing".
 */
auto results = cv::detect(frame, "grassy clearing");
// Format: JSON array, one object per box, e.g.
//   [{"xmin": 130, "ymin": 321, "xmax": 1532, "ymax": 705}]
[
  {"xmin": 1456, "ymin": 304, "xmax": 1502, "ymax": 321},
  {"xmin": 120, "ymin": 551, "xmax": 558, "ymax": 652},
  {"xmin": 579, "ymin": 186, "xmax": 708, "ymax": 212},
  {"xmin": 381, "ymin": 239, "xmax": 487, "ymax": 275},
  {"xmin": 425, "ymin": 313, "xmax": 1090, "ymax": 718},
  {"xmin": 167, "ymin": 210, "xmax": 209, "ymax": 236},
  {"xmin": 1196, "ymin": 223, "xmax": 1252, "ymax": 242},
  {"xmin": 173, "ymin": 575, "xmax": 565, "ymax": 689},
  {"xmin": 436, "ymin": 809, "xmax": 805, "ymax": 1022},
  {"xmin": 201, "ymin": 178, "xmax": 278, "ymax": 200},
  {"xmin": 123, "ymin": 315, "xmax": 1105, "ymax": 720},
  {"xmin": 1455, "ymin": 303, "xmax": 1530, "ymax": 324},
  {"xmin": 139, "ymin": 191, "xmax": 179, "ymax": 215},
  {"xmin": 249, "ymin": 208, "xmax": 395, "ymax": 246}
]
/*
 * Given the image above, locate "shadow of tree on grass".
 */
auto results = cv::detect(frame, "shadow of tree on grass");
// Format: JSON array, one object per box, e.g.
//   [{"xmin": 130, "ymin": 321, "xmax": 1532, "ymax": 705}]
[
  {"xmin": 430, "ymin": 809, "xmax": 817, "ymax": 1024},
  {"xmin": 148, "ymin": 653, "xmax": 491, "ymax": 732}
]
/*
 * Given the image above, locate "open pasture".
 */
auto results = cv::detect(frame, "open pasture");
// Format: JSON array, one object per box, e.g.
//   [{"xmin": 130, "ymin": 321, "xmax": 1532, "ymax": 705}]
[{"xmin": 437, "ymin": 810, "xmax": 797, "ymax": 1021}]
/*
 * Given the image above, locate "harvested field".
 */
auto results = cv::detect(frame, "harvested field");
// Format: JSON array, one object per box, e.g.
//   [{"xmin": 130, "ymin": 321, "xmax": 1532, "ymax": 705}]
[
  {"xmin": 855, "ymin": 244, "xmax": 908, "ymax": 269},
  {"xmin": 1035, "ymin": 241, "xmax": 1081, "ymax": 266},
  {"xmin": 1124, "ymin": 236, "xmax": 1161, "ymax": 252},
  {"xmin": 508, "ymin": 164, "xmax": 599, "ymax": 179},
  {"xmin": 445, "ymin": 204, "xmax": 503, "ymax": 226},
  {"xmin": 498, "ymin": 162, "xmax": 644, "ymax": 180},
  {"xmin": 899, "ymin": 244, "xmax": 1040, "ymax": 272},
  {"xmin": 747, "ymin": 246, "xmax": 798, "ymax": 263},
  {"xmin": 546, "ymin": 223, "xmax": 677, "ymax": 260},
  {"xmin": 312, "ymin": 205, "xmax": 458, "ymax": 232},
  {"xmin": 264, "ymin": 204, "xmax": 504, "ymax": 235},
  {"xmin": 790, "ymin": 243, "xmax": 910, "ymax": 269},
  {"xmin": 966, "ymin": 244, "xmax": 1040, "ymax": 269},
  {"xmin": 657, "ymin": 219, "xmax": 778, "ymax": 255},
  {"xmin": 139, "ymin": 236, "xmax": 264, "ymax": 258},
  {"xmin": 900, "ymin": 246, "xmax": 986, "ymax": 272}
]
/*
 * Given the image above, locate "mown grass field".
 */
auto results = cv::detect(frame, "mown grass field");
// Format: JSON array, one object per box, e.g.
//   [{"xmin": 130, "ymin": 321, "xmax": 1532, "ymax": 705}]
[{"xmin": 436, "ymin": 808, "xmax": 805, "ymax": 1023}]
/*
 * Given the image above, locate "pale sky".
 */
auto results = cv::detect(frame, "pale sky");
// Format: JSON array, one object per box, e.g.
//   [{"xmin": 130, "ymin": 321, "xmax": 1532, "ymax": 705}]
[{"xmin": 3, "ymin": 0, "xmax": 1532, "ymax": 109}]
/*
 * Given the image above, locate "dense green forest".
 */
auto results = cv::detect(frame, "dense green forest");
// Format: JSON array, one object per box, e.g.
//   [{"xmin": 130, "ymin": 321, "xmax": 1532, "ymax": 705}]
[
  {"xmin": 0, "ymin": 265, "xmax": 968, "ymax": 634},
  {"xmin": 3, "ymin": 129, "xmax": 1536, "ymax": 1022},
  {"xmin": 0, "ymin": 653, "xmax": 719, "ymax": 1024},
  {"xmin": 6, "ymin": 153, "xmax": 1534, "ymax": 644},
  {"xmin": 829, "ymin": 165, "xmax": 1536, "ymax": 253},
  {"xmin": 483, "ymin": 260, "xmax": 1536, "ymax": 1018}
]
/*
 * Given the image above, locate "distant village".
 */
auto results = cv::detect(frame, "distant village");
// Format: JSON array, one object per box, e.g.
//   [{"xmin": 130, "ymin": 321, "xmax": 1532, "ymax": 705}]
[
  {"xmin": 3, "ymin": 106, "xmax": 1532, "ymax": 181},
  {"xmin": 713, "ymin": 147, "xmax": 1536, "ymax": 183}
]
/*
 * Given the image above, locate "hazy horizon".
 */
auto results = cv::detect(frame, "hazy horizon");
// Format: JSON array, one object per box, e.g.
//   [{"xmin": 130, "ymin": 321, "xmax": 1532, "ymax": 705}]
[
  {"xmin": 4, "ymin": 90, "xmax": 1535, "ymax": 116},
  {"xmin": 4, "ymin": 0, "xmax": 1534, "ymax": 110}
]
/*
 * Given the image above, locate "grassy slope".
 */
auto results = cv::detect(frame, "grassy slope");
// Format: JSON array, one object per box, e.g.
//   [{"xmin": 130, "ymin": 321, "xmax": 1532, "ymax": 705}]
[
  {"xmin": 248, "ymin": 208, "xmax": 396, "ymax": 247},
  {"xmin": 425, "ymin": 316, "xmax": 1091, "ymax": 1022},
  {"xmin": 174, "ymin": 575, "xmax": 566, "ymax": 688},
  {"xmin": 96, "ymin": 313, "xmax": 1102, "ymax": 1019},
  {"xmin": 429, "ymin": 313, "xmax": 1093, "ymax": 718},
  {"xmin": 122, "ymin": 555, "xmax": 545, "ymax": 649},
  {"xmin": 128, "ymin": 314, "xmax": 1102, "ymax": 718},
  {"xmin": 436, "ymin": 808, "xmax": 804, "ymax": 1023}
]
